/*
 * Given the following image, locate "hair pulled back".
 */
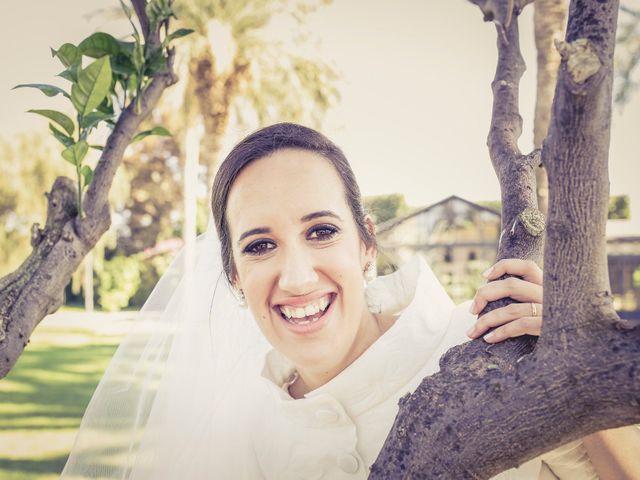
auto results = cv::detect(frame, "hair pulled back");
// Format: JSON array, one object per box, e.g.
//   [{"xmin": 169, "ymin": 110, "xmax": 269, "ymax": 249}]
[{"xmin": 211, "ymin": 122, "xmax": 375, "ymax": 283}]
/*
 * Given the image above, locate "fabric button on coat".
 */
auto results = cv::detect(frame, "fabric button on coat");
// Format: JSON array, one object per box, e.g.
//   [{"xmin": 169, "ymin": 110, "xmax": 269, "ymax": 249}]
[
  {"xmin": 252, "ymin": 257, "xmax": 600, "ymax": 480},
  {"xmin": 337, "ymin": 453, "xmax": 359, "ymax": 474},
  {"xmin": 315, "ymin": 408, "xmax": 339, "ymax": 423}
]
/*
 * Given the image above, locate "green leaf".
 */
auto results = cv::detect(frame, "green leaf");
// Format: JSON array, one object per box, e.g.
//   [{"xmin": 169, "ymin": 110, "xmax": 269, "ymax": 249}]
[
  {"xmin": 126, "ymin": 72, "xmax": 138, "ymax": 93},
  {"xmin": 96, "ymin": 96, "xmax": 115, "ymax": 116},
  {"xmin": 143, "ymin": 48, "xmax": 166, "ymax": 76},
  {"xmin": 117, "ymin": 40, "xmax": 136, "ymax": 56},
  {"xmin": 51, "ymin": 43, "xmax": 80, "ymax": 67},
  {"xmin": 28, "ymin": 109, "xmax": 74, "ymax": 136},
  {"xmin": 79, "ymin": 32, "xmax": 121, "ymax": 58},
  {"xmin": 58, "ymin": 62, "xmax": 80, "ymax": 83},
  {"xmin": 89, "ymin": 144, "xmax": 104, "ymax": 151},
  {"xmin": 132, "ymin": 40, "xmax": 144, "ymax": 72},
  {"xmin": 146, "ymin": 0, "xmax": 175, "ymax": 31},
  {"xmin": 71, "ymin": 57, "xmax": 113, "ymax": 116},
  {"xmin": 111, "ymin": 53, "xmax": 137, "ymax": 76},
  {"xmin": 13, "ymin": 83, "xmax": 70, "ymax": 98},
  {"xmin": 132, "ymin": 126, "xmax": 171, "ymax": 143},
  {"xmin": 166, "ymin": 28, "xmax": 194, "ymax": 43},
  {"xmin": 81, "ymin": 165, "xmax": 94, "ymax": 187},
  {"xmin": 58, "ymin": 69, "xmax": 77, "ymax": 83},
  {"xmin": 49, "ymin": 123, "xmax": 74, "ymax": 147},
  {"xmin": 61, "ymin": 140, "xmax": 89, "ymax": 166},
  {"xmin": 80, "ymin": 111, "xmax": 113, "ymax": 130}
]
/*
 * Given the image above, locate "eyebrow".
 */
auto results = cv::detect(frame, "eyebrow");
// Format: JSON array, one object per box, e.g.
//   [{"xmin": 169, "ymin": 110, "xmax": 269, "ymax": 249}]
[
  {"xmin": 238, "ymin": 227, "xmax": 271, "ymax": 245},
  {"xmin": 237, "ymin": 211, "xmax": 342, "ymax": 246},
  {"xmin": 300, "ymin": 210, "xmax": 342, "ymax": 223}
]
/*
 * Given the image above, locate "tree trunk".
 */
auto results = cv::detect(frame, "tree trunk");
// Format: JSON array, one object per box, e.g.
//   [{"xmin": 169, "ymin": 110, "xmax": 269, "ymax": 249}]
[
  {"xmin": 533, "ymin": 0, "xmax": 568, "ymax": 217},
  {"xmin": 0, "ymin": 2, "xmax": 178, "ymax": 379},
  {"xmin": 370, "ymin": 1, "xmax": 640, "ymax": 478}
]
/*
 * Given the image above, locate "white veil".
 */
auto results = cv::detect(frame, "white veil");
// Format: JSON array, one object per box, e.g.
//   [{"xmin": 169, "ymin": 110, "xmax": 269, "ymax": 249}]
[
  {"xmin": 60, "ymin": 209, "xmax": 459, "ymax": 478},
  {"xmin": 60, "ymin": 219, "xmax": 271, "ymax": 479}
]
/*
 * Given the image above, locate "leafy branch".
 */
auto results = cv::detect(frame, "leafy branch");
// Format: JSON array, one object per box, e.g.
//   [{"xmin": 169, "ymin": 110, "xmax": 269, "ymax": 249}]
[
  {"xmin": 0, "ymin": 0, "xmax": 188, "ymax": 379},
  {"xmin": 13, "ymin": 0, "xmax": 189, "ymax": 217}
]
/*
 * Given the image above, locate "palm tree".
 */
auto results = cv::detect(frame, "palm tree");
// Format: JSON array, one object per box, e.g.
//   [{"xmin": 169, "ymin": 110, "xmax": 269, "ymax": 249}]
[
  {"xmin": 106, "ymin": 0, "xmax": 339, "ymax": 271},
  {"xmin": 172, "ymin": 0, "xmax": 340, "ymax": 184}
]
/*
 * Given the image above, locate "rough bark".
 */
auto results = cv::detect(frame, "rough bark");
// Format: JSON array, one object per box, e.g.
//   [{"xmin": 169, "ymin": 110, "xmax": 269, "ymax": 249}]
[
  {"xmin": 370, "ymin": 1, "xmax": 640, "ymax": 478},
  {"xmin": 533, "ymin": 0, "xmax": 568, "ymax": 217},
  {"xmin": 0, "ymin": 1, "xmax": 178, "ymax": 379}
]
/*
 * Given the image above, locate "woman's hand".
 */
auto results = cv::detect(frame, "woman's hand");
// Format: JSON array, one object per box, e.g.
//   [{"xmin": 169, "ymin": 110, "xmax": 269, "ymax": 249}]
[{"xmin": 466, "ymin": 259, "xmax": 543, "ymax": 344}]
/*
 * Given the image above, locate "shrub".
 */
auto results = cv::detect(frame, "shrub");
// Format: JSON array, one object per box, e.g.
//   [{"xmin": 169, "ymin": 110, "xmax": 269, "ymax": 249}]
[{"xmin": 95, "ymin": 255, "xmax": 141, "ymax": 311}]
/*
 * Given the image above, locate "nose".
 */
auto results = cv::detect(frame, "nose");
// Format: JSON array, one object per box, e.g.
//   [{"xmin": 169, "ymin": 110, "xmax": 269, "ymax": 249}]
[{"xmin": 278, "ymin": 245, "xmax": 319, "ymax": 294}]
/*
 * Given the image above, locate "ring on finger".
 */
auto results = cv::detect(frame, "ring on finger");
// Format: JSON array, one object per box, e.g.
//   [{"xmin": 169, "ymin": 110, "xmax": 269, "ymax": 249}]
[{"xmin": 530, "ymin": 302, "xmax": 537, "ymax": 316}]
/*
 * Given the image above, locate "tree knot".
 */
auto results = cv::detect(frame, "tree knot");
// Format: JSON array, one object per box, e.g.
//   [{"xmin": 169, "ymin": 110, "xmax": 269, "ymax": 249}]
[
  {"xmin": 511, "ymin": 208, "xmax": 546, "ymax": 237},
  {"xmin": 45, "ymin": 177, "xmax": 78, "ymax": 228},
  {"xmin": 30, "ymin": 223, "xmax": 45, "ymax": 247},
  {"xmin": 554, "ymin": 38, "xmax": 602, "ymax": 84}
]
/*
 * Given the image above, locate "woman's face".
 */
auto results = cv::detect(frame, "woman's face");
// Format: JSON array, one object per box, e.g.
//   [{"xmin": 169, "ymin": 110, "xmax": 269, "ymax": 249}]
[{"xmin": 226, "ymin": 148, "xmax": 376, "ymax": 375}]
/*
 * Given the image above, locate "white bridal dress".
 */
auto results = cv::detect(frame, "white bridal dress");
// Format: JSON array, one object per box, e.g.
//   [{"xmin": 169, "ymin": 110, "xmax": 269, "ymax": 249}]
[{"xmin": 61, "ymin": 221, "xmax": 597, "ymax": 479}]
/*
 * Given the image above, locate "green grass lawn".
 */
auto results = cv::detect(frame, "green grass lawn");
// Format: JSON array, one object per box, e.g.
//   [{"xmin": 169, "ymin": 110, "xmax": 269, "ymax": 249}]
[{"xmin": 0, "ymin": 312, "xmax": 132, "ymax": 480}]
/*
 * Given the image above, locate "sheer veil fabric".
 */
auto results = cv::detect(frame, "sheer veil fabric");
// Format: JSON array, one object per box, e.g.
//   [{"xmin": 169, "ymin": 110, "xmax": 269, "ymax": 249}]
[
  {"xmin": 61, "ymin": 220, "xmax": 271, "ymax": 479},
  {"xmin": 61, "ymin": 217, "xmax": 458, "ymax": 479}
]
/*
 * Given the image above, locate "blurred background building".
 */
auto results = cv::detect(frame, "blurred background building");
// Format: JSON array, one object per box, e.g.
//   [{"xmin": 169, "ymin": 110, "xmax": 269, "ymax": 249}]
[
  {"xmin": 373, "ymin": 195, "xmax": 640, "ymax": 313},
  {"xmin": 376, "ymin": 196, "xmax": 500, "ymax": 303}
]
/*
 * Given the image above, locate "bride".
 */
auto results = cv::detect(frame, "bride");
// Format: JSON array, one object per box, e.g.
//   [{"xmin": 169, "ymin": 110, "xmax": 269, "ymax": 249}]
[{"xmin": 62, "ymin": 123, "xmax": 638, "ymax": 479}]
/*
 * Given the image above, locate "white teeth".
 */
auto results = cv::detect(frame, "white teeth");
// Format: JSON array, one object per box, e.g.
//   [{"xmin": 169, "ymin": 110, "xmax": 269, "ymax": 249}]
[
  {"xmin": 279, "ymin": 294, "xmax": 331, "ymax": 320},
  {"xmin": 319, "ymin": 297, "xmax": 328, "ymax": 311},
  {"xmin": 305, "ymin": 304, "xmax": 319, "ymax": 316}
]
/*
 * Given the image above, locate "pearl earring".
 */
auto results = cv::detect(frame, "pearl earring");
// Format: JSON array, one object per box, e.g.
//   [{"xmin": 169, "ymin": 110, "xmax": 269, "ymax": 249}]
[
  {"xmin": 363, "ymin": 261, "xmax": 382, "ymax": 313},
  {"xmin": 233, "ymin": 287, "xmax": 247, "ymax": 308},
  {"xmin": 364, "ymin": 261, "xmax": 376, "ymax": 283}
]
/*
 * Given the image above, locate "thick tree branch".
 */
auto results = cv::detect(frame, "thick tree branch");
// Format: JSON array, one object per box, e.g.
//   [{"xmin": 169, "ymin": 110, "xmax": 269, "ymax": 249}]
[
  {"xmin": 0, "ymin": 2, "xmax": 177, "ymax": 379},
  {"xmin": 370, "ymin": 1, "xmax": 640, "ymax": 478},
  {"xmin": 543, "ymin": 0, "xmax": 626, "ymax": 332},
  {"xmin": 487, "ymin": 7, "xmax": 524, "ymax": 161},
  {"xmin": 487, "ymin": 16, "xmax": 543, "ymax": 266}
]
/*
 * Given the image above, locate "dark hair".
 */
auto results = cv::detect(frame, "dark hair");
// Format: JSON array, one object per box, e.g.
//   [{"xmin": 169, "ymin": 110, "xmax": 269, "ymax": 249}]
[{"xmin": 211, "ymin": 122, "xmax": 376, "ymax": 283}]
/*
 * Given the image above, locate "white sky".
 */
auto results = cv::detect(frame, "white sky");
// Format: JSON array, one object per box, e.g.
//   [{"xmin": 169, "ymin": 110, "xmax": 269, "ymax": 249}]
[{"xmin": 1, "ymin": 1, "xmax": 639, "ymax": 229}]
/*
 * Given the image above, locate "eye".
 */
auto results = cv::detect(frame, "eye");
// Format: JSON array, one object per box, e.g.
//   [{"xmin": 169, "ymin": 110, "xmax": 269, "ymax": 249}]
[
  {"xmin": 243, "ymin": 239, "xmax": 276, "ymax": 256},
  {"xmin": 307, "ymin": 224, "xmax": 340, "ymax": 242}
]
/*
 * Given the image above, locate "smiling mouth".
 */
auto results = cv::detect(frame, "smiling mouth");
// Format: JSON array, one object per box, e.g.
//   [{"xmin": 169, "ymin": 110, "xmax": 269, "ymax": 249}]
[{"xmin": 277, "ymin": 294, "xmax": 334, "ymax": 326}]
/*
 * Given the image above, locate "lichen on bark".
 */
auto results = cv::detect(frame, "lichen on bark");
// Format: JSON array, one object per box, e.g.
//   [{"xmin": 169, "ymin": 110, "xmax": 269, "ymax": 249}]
[
  {"xmin": 517, "ymin": 207, "xmax": 546, "ymax": 237},
  {"xmin": 555, "ymin": 38, "xmax": 602, "ymax": 84}
]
